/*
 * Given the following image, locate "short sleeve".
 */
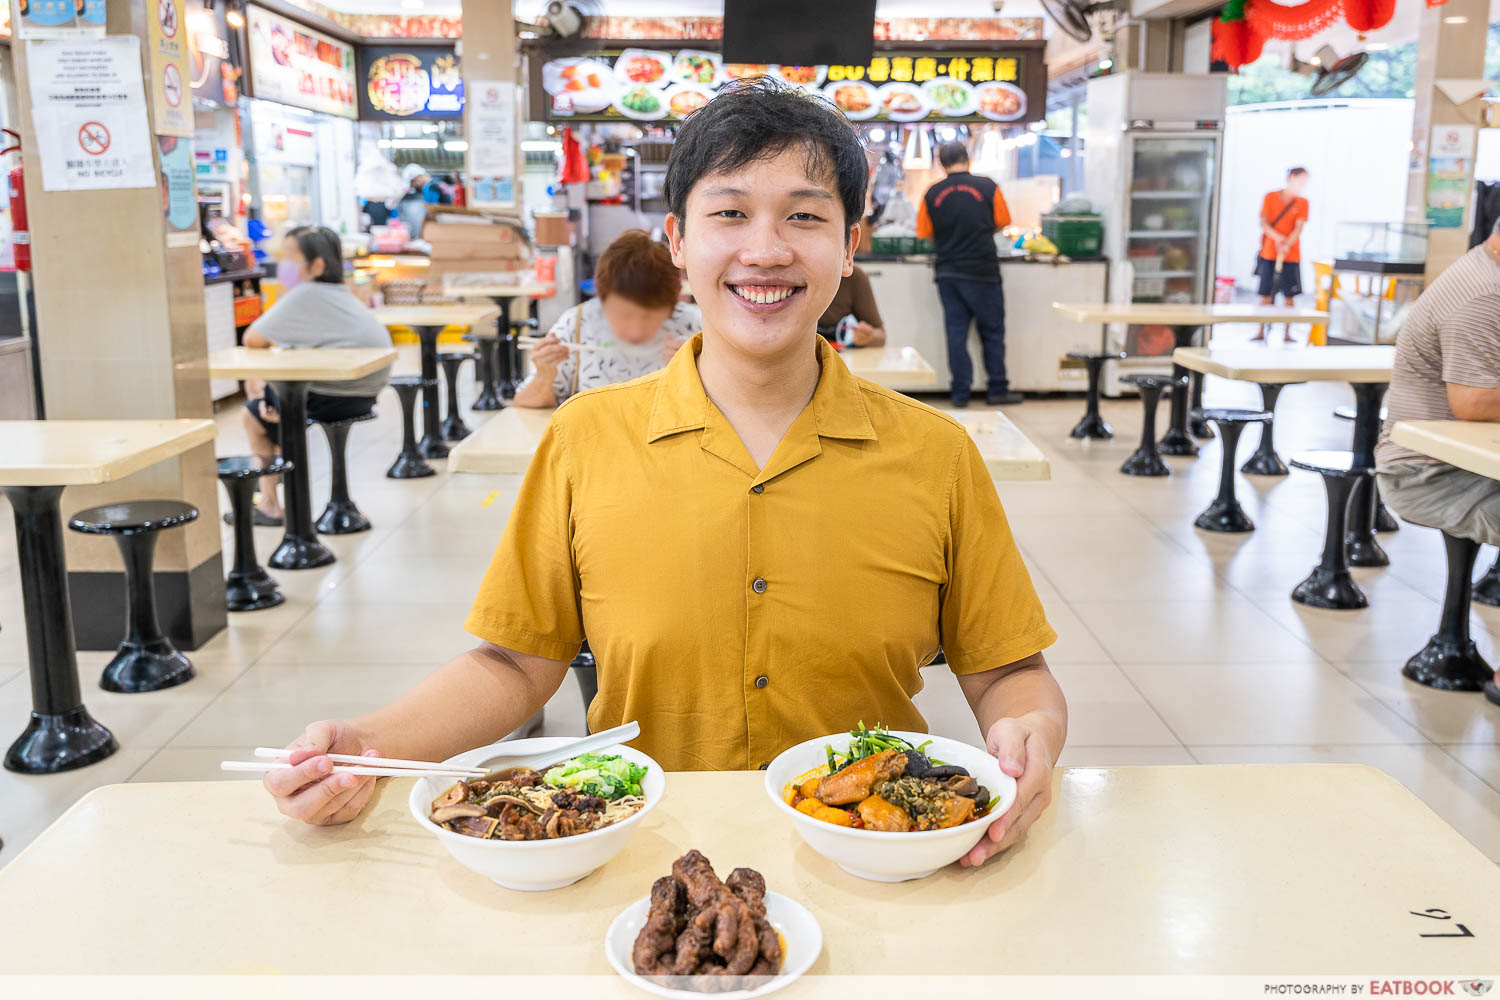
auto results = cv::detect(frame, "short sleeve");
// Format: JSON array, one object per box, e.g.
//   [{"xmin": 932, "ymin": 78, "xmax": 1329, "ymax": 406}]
[
  {"xmin": 251, "ymin": 285, "xmax": 313, "ymax": 348},
  {"xmin": 1296, "ymin": 198, "xmax": 1309, "ymax": 223},
  {"xmin": 463, "ymin": 419, "xmax": 585, "ymax": 661},
  {"xmin": 940, "ymin": 434, "xmax": 1056, "ymax": 674},
  {"xmin": 1439, "ymin": 293, "xmax": 1500, "ymax": 390}
]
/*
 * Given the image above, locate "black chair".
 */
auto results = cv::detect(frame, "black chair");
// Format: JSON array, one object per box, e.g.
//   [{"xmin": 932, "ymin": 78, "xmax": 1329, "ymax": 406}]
[
  {"xmin": 313, "ymin": 412, "xmax": 376, "ymax": 535},
  {"xmin": 1289, "ymin": 452, "xmax": 1371, "ymax": 610},
  {"xmin": 67, "ymin": 500, "xmax": 199, "ymax": 693},
  {"xmin": 1066, "ymin": 351, "xmax": 1126, "ymax": 440},
  {"xmin": 387, "ymin": 376, "xmax": 436, "ymax": 479},
  {"xmin": 438, "ymin": 352, "xmax": 473, "ymax": 442},
  {"xmin": 1119, "ymin": 373, "xmax": 1186, "ymax": 477},
  {"xmin": 1473, "ymin": 557, "xmax": 1500, "ymax": 607},
  {"xmin": 217, "ymin": 457, "xmax": 290, "ymax": 612},
  {"xmin": 571, "ymin": 640, "xmax": 597, "ymax": 717},
  {"xmin": 1241, "ymin": 383, "xmax": 1298, "ymax": 476},
  {"xmin": 471, "ymin": 338, "xmax": 504, "ymax": 411},
  {"xmin": 1333, "ymin": 404, "xmax": 1398, "ymax": 531},
  {"xmin": 1193, "ymin": 408, "xmax": 1271, "ymax": 532},
  {"xmin": 1401, "ymin": 530, "xmax": 1494, "ymax": 691}
]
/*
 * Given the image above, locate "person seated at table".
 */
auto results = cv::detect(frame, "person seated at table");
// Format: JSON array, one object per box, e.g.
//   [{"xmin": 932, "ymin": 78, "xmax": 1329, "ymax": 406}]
[
  {"xmin": 264, "ymin": 79, "xmax": 1067, "ymax": 870},
  {"xmin": 816, "ymin": 263, "xmax": 886, "ymax": 347},
  {"xmin": 511, "ymin": 230, "xmax": 702, "ymax": 408},
  {"xmin": 1376, "ymin": 217, "xmax": 1500, "ymax": 555},
  {"xmin": 239, "ymin": 226, "xmax": 392, "ymax": 524}
]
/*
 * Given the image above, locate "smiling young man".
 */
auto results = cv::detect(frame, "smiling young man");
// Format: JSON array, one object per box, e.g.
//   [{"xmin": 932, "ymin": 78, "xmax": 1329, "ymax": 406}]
[{"xmin": 264, "ymin": 80, "xmax": 1067, "ymax": 868}]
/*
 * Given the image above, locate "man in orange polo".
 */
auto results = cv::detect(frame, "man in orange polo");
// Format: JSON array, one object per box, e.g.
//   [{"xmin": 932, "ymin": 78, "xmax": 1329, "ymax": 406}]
[
  {"xmin": 1253, "ymin": 166, "xmax": 1310, "ymax": 343},
  {"xmin": 263, "ymin": 80, "xmax": 1067, "ymax": 870}
]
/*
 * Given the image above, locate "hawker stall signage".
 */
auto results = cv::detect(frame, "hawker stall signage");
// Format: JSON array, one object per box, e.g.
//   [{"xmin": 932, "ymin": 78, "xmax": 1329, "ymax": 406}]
[
  {"xmin": 357, "ymin": 46, "xmax": 464, "ymax": 120},
  {"xmin": 245, "ymin": 7, "xmax": 357, "ymax": 120},
  {"xmin": 532, "ymin": 44, "xmax": 1045, "ymax": 124}
]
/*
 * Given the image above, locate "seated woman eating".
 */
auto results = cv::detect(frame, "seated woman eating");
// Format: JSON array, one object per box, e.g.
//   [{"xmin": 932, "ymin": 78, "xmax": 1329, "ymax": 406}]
[
  {"xmin": 240, "ymin": 226, "xmax": 393, "ymax": 524},
  {"xmin": 512, "ymin": 230, "xmax": 702, "ymax": 408}
]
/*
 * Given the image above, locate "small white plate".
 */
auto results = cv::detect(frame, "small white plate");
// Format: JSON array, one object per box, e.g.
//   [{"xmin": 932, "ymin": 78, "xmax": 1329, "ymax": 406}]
[
  {"xmin": 605, "ymin": 889, "xmax": 822, "ymax": 999},
  {"xmin": 614, "ymin": 85, "xmax": 669, "ymax": 121},
  {"xmin": 877, "ymin": 82, "xmax": 929, "ymax": 122},
  {"xmin": 822, "ymin": 80, "xmax": 878, "ymax": 120},
  {"xmin": 922, "ymin": 76, "xmax": 977, "ymax": 117}
]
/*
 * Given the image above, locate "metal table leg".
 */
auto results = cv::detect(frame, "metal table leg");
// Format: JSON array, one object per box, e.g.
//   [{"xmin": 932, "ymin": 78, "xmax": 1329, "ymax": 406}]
[
  {"xmin": 1158, "ymin": 324, "xmax": 1201, "ymax": 457},
  {"xmin": 493, "ymin": 297, "xmax": 519, "ymax": 400},
  {"xmin": 1345, "ymin": 381, "xmax": 1390, "ymax": 568},
  {"xmin": 1, "ymin": 484, "xmax": 118, "ymax": 774},
  {"xmin": 267, "ymin": 380, "xmax": 335, "ymax": 570},
  {"xmin": 415, "ymin": 325, "xmax": 449, "ymax": 460}
]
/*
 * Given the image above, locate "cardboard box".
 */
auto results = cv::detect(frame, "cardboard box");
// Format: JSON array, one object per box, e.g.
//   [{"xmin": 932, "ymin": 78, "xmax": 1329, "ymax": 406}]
[{"xmin": 424, "ymin": 220, "xmax": 528, "ymax": 261}]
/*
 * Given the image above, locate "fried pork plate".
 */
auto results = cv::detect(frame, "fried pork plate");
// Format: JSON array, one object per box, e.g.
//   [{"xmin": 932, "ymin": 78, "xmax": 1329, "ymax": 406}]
[
  {"xmin": 429, "ymin": 753, "xmax": 648, "ymax": 841},
  {"xmin": 632, "ymin": 850, "xmax": 783, "ymax": 992}
]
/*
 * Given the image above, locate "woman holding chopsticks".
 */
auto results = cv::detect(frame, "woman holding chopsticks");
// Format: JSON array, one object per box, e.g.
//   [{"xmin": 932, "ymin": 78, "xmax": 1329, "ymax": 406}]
[{"xmin": 512, "ymin": 230, "xmax": 701, "ymax": 408}]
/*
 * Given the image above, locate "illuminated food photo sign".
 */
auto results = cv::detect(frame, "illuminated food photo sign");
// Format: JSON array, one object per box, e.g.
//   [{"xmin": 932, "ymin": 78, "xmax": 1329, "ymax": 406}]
[
  {"xmin": 535, "ymin": 47, "xmax": 1043, "ymax": 124},
  {"xmin": 357, "ymin": 46, "xmax": 465, "ymax": 120},
  {"xmin": 245, "ymin": 6, "xmax": 357, "ymax": 119}
]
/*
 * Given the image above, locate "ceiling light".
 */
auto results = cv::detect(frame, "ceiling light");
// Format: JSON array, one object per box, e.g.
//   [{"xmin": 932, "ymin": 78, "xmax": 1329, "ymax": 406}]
[
  {"xmin": 938, "ymin": 126, "xmax": 957, "ymax": 141},
  {"xmin": 1444, "ymin": 15, "xmax": 1468, "ymax": 23},
  {"xmin": 442, "ymin": 140, "xmax": 468, "ymax": 152},
  {"xmin": 869, "ymin": 127, "xmax": 886, "ymax": 142},
  {"xmin": 402, "ymin": 0, "xmax": 425, "ymax": 8},
  {"xmin": 1098, "ymin": 58, "xmax": 1113, "ymax": 70},
  {"xmin": 521, "ymin": 140, "xmax": 562, "ymax": 152},
  {"xmin": 1309, "ymin": 55, "xmax": 1322, "ymax": 65},
  {"xmin": 1029, "ymin": 120, "xmax": 1046, "ymax": 132},
  {"xmin": 389, "ymin": 138, "xmax": 438, "ymax": 149},
  {"xmin": 1365, "ymin": 42, "xmax": 1389, "ymax": 51}
]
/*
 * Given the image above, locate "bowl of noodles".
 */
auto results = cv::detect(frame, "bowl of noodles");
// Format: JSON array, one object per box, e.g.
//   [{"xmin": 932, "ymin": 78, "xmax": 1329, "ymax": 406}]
[
  {"xmin": 764, "ymin": 726, "xmax": 1014, "ymax": 883},
  {"xmin": 410, "ymin": 736, "xmax": 666, "ymax": 892}
]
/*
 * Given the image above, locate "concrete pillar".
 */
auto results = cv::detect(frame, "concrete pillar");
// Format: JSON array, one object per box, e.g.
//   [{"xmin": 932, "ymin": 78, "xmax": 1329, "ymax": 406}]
[
  {"xmin": 460, "ymin": 0, "xmax": 521, "ymax": 215},
  {"xmin": 1406, "ymin": 0, "xmax": 1488, "ymax": 277},
  {"xmin": 9, "ymin": 0, "xmax": 225, "ymax": 649}
]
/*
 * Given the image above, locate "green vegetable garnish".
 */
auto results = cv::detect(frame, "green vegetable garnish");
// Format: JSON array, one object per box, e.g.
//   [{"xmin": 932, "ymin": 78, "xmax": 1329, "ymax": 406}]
[
  {"xmin": 824, "ymin": 722, "xmax": 945, "ymax": 774},
  {"xmin": 542, "ymin": 753, "xmax": 648, "ymax": 800}
]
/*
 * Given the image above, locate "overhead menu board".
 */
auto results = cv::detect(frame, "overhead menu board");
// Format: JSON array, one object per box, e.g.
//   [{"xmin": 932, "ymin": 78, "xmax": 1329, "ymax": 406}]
[
  {"xmin": 533, "ymin": 45, "xmax": 1045, "ymax": 125},
  {"xmin": 245, "ymin": 7, "xmax": 357, "ymax": 120},
  {"xmin": 357, "ymin": 46, "xmax": 464, "ymax": 120}
]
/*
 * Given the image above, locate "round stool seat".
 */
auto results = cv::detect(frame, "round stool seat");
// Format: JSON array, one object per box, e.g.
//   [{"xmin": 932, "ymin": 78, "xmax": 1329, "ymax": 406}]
[
  {"xmin": 1195, "ymin": 407, "xmax": 1271, "ymax": 425},
  {"xmin": 438, "ymin": 351, "xmax": 471, "ymax": 362},
  {"xmin": 1289, "ymin": 451, "xmax": 1369, "ymax": 478},
  {"xmin": 308, "ymin": 411, "xmax": 377, "ymax": 429},
  {"xmin": 389, "ymin": 374, "xmax": 428, "ymax": 389},
  {"xmin": 1066, "ymin": 350, "xmax": 1127, "ymax": 362},
  {"xmin": 68, "ymin": 500, "xmax": 199, "ymax": 536},
  {"xmin": 1333, "ymin": 405, "xmax": 1388, "ymax": 422},
  {"xmin": 216, "ymin": 456, "xmax": 292, "ymax": 481},
  {"xmin": 1120, "ymin": 372, "xmax": 1185, "ymax": 391}
]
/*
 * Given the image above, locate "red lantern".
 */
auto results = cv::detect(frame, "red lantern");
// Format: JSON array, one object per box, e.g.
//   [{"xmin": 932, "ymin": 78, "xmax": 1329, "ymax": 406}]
[
  {"xmin": 1212, "ymin": 17, "xmax": 1266, "ymax": 70},
  {"xmin": 1343, "ymin": 0, "xmax": 1396, "ymax": 32}
]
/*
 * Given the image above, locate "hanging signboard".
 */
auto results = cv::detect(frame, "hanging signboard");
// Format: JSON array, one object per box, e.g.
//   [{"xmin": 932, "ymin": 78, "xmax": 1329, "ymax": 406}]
[
  {"xmin": 469, "ymin": 80, "xmax": 516, "ymax": 207},
  {"xmin": 27, "ymin": 35, "xmax": 157, "ymax": 192},
  {"xmin": 357, "ymin": 45, "xmax": 464, "ymax": 120},
  {"xmin": 16, "ymin": 0, "xmax": 105, "ymax": 39},
  {"xmin": 532, "ymin": 45, "xmax": 1045, "ymax": 125},
  {"xmin": 146, "ymin": 0, "xmax": 193, "ymax": 137},
  {"xmin": 1426, "ymin": 124, "xmax": 1475, "ymax": 229},
  {"xmin": 187, "ymin": 1, "xmax": 239, "ymax": 106},
  {"xmin": 244, "ymin": 6, "xmax": 357, "ymax": 120}
]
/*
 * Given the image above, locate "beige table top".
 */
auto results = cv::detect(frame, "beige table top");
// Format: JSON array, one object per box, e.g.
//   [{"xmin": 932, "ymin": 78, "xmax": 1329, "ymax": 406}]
[
  {"xmin": 372, "ymin": 303, "xmax": 501, "ymax": 330},
  {"xmin": 840, "ymin": 344, "xmax": 938, "ymax": 388},
  {"xmin": 0, "ymin": 419, "xmax": 217, "ymax": 487},
  {"xmin": 1173, "ymin": 345, "xmax": 1395, "ymax": 384},
  {"xmin": 1391, "ymin": 419, "xmax": 1500, "ymax": 480},
  {"xmin": 443, "ymin": 281, "xmax": 557, "ymax": 299},
  {"xmin": 0, "ymin": 766, "xmax": 1494, "ymax": 975},
  {"xmin": 1053, "ymin": 301, "xmax": 1329, "ymax": 325},
  {"xmin": 205, "ymin": 346, "xmax": 397, "ymax": 382},
  {"xmin": 448, "ymin": 406, "xmax": 1048, "ymax": 481}
]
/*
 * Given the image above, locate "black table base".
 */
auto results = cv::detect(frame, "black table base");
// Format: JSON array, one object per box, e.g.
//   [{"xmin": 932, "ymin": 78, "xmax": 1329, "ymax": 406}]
[
  {"xmin": 1159, "ymin": 324, "xmax": 1203, "ymax": 457},
  {"xmin": 1344, "ymin": 382, "xmax": 1390, "ymax": 568},
  {"xmin": 266, "ymin": 381, "xmax": 335, "ymax": 570},
  {"xmin": 1188, "ymin": 374, "xmax": 1214, "ymax": 440},
  {"xmin": 413, "ymin": 325, "xmax": 451, "ymax": 460},
  {"xmin": 1, "ymin": 484, "xmax": 118, "ymax": 774},
  {"xmin": 1402, "ymin": 532, "xmax": 1493, "ymax": 691},
  {"xmin": 472, "ymin": 339, "xmax": 504, "ymax": 411}
]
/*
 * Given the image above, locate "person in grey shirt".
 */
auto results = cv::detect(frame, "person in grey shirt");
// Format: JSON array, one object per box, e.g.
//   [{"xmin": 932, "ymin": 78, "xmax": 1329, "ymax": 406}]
[{"xmin": 241, "ymin": 226, "xmax": 392, "ymax": 524}]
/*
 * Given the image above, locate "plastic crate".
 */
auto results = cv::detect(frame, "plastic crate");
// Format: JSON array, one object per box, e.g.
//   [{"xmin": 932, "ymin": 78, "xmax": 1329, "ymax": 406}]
[{"xmin": 1041, "ymin": 214, "xmax": 1103, "ymax": 257}]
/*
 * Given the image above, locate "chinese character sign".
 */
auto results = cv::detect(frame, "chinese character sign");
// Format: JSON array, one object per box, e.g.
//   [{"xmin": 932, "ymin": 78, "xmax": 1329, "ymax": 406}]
[
  {"xmin": 27, "ymin": 36, "xmax": 158, "ymax": 191},
  {"xmin": 357, "ymin": 46, "xmax": 465, "ymax": 120}
]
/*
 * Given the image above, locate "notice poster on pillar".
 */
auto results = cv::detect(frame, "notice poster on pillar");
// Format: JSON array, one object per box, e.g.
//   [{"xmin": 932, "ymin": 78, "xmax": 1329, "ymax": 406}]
[
  {"xmin": 26, "ymin": 36, "xmax": 157, "ymax": 192},
  {"xmin": 160, "ymin": 135, "xmax": 198, "ymax": 247},
  {"xmin": 1426, "ymin": 124, "xmax": 1476, "ymax": 229},
  {"xmin": 147, "ymin": 0, "xmax": 194, "ymax": 137},
  {"xmin": 469, "ymin": 80, "xmax": 516, "ymax": 208}
]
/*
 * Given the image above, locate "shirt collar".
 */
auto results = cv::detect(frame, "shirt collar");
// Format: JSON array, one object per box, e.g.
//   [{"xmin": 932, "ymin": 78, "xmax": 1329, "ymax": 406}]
[{"xmin": 647, "ymin": 334, "xmax": 877, "ymax": 445}]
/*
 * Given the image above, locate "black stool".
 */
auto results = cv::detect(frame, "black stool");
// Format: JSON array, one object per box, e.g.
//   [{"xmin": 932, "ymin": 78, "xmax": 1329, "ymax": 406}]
[
  {"xmin": 67, "ymin": 500, "xmax": 199, "ymax": 693},
  {"xmin": 1119, "ymin": 373, "xmax": 1186, "ymax": 477},
  {"xmin": 217, "ymin": 457, "xmax": 289, "ymax": 612},
  {"xmin": 1401, "ymin": 531, "xmax": 1493, "ymax": 691},
  {"xmin": 1333, "ymin": 404, "xmax": 1398, "ymax": 532},
  {"xmin": 1289, "ymin": 452, "xmax": 1370, "ymax": 610},
  {"xmin": 571, "ymin": 640, "xmax": 597, "ymax": 716},
  {"xmin": 471, "ymin": 338, "xmax": 504, "ymax": 411},
  {"xmin": 1241, "ymin": 383, "xmax": 1297, "ymax": 476},
  {"xmin": 1066, "ymin": 351, "xmax": 1126, "ymax": 440},
  {"xmin": 1472, "ymin": 557, "xmax": 1500, "ymax": 607},
  {"xmin": 387, "ymin": 376, "xmax": 436, "ymax": 479},
  {"xmin": 313, "ymin": 412, "xmax": 376, "ymax": 535},
  {"xmin": 438, "ymin": 352, "xmax": 473, "ymax": 441},
  {"xmin": 1193, "ymin": 408, "xmax": 1271, "ymax": 532}
]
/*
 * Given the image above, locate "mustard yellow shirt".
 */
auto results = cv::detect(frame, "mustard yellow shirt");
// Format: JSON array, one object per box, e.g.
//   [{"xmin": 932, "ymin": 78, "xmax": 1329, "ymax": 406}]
[{"xmin": 465, "ymin": 335, "xmax": 1055, "ymax": 770}]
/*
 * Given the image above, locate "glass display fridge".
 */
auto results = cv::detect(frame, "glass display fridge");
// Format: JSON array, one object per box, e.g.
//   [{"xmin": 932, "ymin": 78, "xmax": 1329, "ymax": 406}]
[{"xmin": 1082, "ymin": 73, "xmax": 1228, "ymax": 393}]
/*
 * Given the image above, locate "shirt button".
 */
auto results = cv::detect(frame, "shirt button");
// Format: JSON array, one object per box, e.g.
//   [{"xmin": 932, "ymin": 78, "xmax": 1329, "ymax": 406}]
[
  {"xmin": 754, "ymin": 674, "xmax": 769, "ymax": 689},
  {"xmin": 752, "ymin": 577, "xmax": 767, "ymax": 594},
  {"xmin": 751, "ymin": 484, "xmax": 764, "ymax": 494}
]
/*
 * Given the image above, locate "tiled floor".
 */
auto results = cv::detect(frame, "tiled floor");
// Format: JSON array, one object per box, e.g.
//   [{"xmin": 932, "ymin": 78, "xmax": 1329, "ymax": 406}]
[{"xmin": 3, "ymin": 334, "xmax": 1500, "ymax": 867}]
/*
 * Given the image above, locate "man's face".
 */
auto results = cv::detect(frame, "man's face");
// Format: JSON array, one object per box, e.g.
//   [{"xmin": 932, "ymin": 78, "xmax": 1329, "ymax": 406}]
[
  {"xmin": 1286, "ymin": 172, "xmax": 1308, "ymax": 196},
  {"xmin": 665, "ymin": 146, "xmax": 857, "ymax": 360}
]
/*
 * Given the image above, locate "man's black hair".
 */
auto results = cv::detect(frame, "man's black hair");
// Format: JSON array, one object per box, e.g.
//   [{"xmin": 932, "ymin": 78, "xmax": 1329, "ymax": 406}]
[
  {"xmin": 1288, "ymin": 166, "xmax": 1308, "ymax": 178},
  {"xmin": 937, "ymin": 141, "xmax": 969, "ymax": 169},
  {"xmin": 287, "ymin": 225, "xmax": 345, "ymax": 284},
  {"xmin": 665, "ymin": 77, "xmax": 867, "ymax": 234}
]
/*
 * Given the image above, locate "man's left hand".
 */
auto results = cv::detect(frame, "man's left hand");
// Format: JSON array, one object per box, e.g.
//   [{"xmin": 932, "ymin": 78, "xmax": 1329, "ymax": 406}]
[
  {"xmin": 850, "ymin": 322, "xmax": 880, "ymax": 347},
  {"xmin": 961, "ymin": 715, "xmax": 1056, "ymax": 867}
]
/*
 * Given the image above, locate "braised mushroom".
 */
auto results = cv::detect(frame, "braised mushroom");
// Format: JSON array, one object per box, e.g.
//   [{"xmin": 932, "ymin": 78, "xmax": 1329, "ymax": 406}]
[
  {"xmin": 434, "ymin": 783, "xmax": 467, "ymax": 809},
  {"xmin": 940, "ymin": 775, "xmax": 980, "ymax": 798},
  {"xmin": 431, "ymin": 803, "xmax": 487, "ymax": 824}
]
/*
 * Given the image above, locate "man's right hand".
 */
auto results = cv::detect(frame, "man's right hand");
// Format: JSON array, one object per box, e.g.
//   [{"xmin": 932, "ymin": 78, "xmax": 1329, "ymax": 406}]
[
  {"xmin": 529, "ymin": 333, "xmax": 571, "ymax": 372},
  {"xmin": 264, "ymin": 720, "xmax": 382, "ymax": 826}
]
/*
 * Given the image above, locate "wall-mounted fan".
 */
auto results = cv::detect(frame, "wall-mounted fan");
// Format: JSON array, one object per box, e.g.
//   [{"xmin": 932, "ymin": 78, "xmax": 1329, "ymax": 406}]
[
  {"xmin": 1040, "ymin": 0, "xmax": 1120, "ymax": 44},
  {"xmin": 1289, "ymin": 44, "xmax": 1370, "ymax": 97}
]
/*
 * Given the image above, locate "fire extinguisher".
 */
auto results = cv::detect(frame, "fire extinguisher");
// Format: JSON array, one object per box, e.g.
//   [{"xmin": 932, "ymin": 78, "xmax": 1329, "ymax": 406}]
[{"xmin": 2, "ymin": 129, "xmax": 29, "ymax": 272}]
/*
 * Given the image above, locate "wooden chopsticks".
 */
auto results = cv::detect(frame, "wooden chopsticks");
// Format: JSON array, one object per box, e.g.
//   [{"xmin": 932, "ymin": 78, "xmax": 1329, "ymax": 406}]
[{"xmin": 218, "ymin": 747, "xmax": 489, "ymax": 781}]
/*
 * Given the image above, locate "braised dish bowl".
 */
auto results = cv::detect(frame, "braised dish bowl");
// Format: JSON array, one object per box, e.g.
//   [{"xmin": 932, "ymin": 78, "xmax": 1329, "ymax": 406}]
[
  {"xmin": 763, "ymin": 730, "xmax": 1015, "ymax": 882},
  {"xmin": 409, "ymin": 736, "xmax": 666, "ymax": 892}
]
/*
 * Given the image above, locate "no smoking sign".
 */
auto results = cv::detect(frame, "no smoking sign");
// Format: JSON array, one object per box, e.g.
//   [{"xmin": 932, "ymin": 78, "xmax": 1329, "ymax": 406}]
[
  {"xmin": 162, "ymin": 64, "xmax": 183, "ymax": 107},
  {"xmin": 78, "ymin": 122, "xmax": 110, "ymax": 156}
]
